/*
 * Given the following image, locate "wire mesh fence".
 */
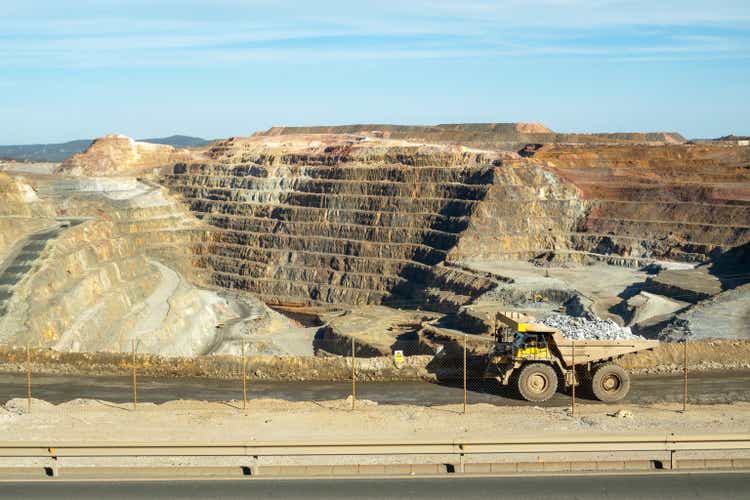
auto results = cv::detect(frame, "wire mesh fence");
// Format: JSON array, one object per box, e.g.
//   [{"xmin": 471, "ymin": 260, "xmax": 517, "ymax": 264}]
[{"xmin": 0, "ymin": 337, "xmax": 704, "ymax": 415}]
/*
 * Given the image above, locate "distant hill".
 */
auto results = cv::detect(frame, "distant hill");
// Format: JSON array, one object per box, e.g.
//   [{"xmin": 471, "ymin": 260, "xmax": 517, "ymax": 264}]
[
  {"xmin": 0, "ymin": 139, "xmax": 93, "ymax": 163},
  {"xmin": 0, "ymin": 135, "xmax": 209, "ymax": 163},
  {"xmin": 139, "ymin": 135, "xmax": 211, "ymax": 149}
]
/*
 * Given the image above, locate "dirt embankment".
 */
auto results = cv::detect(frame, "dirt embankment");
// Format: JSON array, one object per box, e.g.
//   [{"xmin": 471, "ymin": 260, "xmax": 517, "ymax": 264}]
[
  {"xmin": 56, "ymin": 134, "xmax": 198, "ymax": 177},
  {"xmin": 1, "ymin": 340, "xmax": 749, "ymax": 381}
]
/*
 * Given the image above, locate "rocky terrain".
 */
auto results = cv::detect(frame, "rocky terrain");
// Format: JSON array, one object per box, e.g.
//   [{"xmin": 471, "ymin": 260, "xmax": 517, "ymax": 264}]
[
  {"xmin": 0, "ymin": 122, "xmax": 747, "ymax": 372},
  {"xmin": 163, "ymin": 134, "xmax": 507, "ymax": 312},
  {"xmin": 0, "ymin": 168, "xmax": 307, "ymax": 357},
  {"xmin": 57, "ymin": 134, "xmax": 198, "ymax": 177}
]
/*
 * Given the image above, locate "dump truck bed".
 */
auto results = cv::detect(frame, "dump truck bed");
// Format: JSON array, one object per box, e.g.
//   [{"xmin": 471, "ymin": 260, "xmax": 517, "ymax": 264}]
[
  {"xmin": 495, "ymin": 312, "xmax": 661, "ymax": 368},
  {"xmin": 551, "ymin": 331, "xmax": 660, "ymax": 367}
]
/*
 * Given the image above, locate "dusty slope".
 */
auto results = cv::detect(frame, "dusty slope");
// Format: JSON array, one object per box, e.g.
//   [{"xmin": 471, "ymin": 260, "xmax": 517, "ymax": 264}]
[
  {"xmin": 0, "ymin": 173, "xmax": 56, "ymax": 261},
  {"xmin": 56, "ymin": 134, "xmax": 198, "ymax": 176},
  {"xmin": 0, "ymin": 175, "xmax": 308, "ymax": 356}
]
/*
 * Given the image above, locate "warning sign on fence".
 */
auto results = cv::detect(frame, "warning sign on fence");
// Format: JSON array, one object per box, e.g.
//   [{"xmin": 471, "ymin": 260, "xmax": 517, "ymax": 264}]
[{"xmin": 393, "ymin": 350, "xmax": 404, "ymax": 368}]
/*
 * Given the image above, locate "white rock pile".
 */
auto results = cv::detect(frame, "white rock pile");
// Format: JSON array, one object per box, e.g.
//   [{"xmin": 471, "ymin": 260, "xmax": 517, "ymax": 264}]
[{"xmin": 540, "ymin": 314, "xmax": 646, "ymax": 341}]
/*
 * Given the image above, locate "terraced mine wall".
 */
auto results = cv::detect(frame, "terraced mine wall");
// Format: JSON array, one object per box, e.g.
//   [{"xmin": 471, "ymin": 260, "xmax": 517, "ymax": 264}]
[
  {"xmin": 0, "ymin": 178, "xmax": 255, "ymax": 356},
  {"xmin": 447, "ymin": 160, "xmax": 587, "ymax": 261},
  {"xmin": 257, "ymin": 124, "xmax": 685, "ymax": 150},
  {"xmin": 0, "ymin": 173, "xmax": 57, "ymax": 262},
  {"xmin": 162, "ymin": 150, "xmax": 502, "ymax": 311},
  {"xmin": 534, "ymin": 144, "xmax": 750, "ymax": 263}
]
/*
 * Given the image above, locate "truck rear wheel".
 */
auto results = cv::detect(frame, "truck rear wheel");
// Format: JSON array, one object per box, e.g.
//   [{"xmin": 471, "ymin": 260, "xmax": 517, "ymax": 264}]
[
  {"xmin": 591, "ymin": 364, "xmax": 630, "ymax": 403},
  {"xmin": 517, "ymin": 363, "xmax": 558, "ymax": 402}
]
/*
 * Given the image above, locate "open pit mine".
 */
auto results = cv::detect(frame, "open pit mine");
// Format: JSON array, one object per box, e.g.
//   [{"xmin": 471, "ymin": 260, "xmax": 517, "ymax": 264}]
[{"xmin": 0, "ymin": 123, "xmax": 748, "ymax": 381}]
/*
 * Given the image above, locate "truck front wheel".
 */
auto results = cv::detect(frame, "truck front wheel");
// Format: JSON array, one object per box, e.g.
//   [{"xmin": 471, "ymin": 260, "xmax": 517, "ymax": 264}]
[
  {"xmin": 591, "ymin": 364, "xmax": 630, "ymax": 403},
  {"xmin": 517, "ymin": 363, "xmax": 558, "ymax": 402}
]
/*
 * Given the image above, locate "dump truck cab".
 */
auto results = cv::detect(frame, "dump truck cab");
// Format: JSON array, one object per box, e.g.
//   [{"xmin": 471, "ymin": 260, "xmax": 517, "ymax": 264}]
[
  {"xmin": 488, "ymin": 312, "xmax": 659, "ymax": 403},
  {"xmin": 513, "ymin": 329, "xmax": 554, "ymax": 361},
  {"xmin": 492, "ymin": 323, "xmax": 558, "ymax": 365}
]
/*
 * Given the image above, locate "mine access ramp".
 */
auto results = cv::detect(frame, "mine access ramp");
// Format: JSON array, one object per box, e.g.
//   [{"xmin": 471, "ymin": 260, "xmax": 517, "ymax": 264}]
[{"xmin": 487, "ymin": 311, "xmax": 660, "ymax": 403}]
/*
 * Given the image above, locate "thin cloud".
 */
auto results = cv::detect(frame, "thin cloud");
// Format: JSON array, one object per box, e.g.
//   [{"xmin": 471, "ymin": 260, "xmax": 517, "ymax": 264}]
[{"xmin": 0, "ymin": 0, "xmax": 748, "ymax": 69}]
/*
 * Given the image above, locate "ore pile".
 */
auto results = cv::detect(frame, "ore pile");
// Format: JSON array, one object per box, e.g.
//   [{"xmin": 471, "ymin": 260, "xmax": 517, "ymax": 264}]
[{"xmin": 541, "ymin": 314, "xmax": 646, "ymax": 341}]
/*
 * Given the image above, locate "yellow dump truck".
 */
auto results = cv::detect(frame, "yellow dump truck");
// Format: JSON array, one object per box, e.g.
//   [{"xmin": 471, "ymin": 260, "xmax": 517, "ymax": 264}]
[{"xmin": 487, "ymin": 313, "xmax": 659, "ymax": 403}]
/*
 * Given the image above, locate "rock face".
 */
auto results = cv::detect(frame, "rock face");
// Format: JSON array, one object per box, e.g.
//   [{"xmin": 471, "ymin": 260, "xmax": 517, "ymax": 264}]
[
  {"xmin": 57, "ymin": 134, "xmax": 195, "ymax": 177},
  {"xmin": 0, "ymin": 173, "xmax": 59, "ymax": 317},
  {"xmin": 161, "ymin": 132, "xmax": 749, "ymax": 314},
  {"xmin": 447, "ymin": 159, "xmax": 587, "ymax": 261},
  {"xmin": 162, "ymin": 134, "xmax": 507, "ymax": 312},
  {"xmin": 0, "ymin": 173, "xmax": 51, "ymax": 216},
  {"xmin": 532, "ymin": 143, "xmax": 750, "ymax": 262},
  {"xmin": 0, "ymin": 176, "xmax": 305, "ymax": 356},
  {"xmin": 0, "ymin": 173, "xmax": 56, "ymax": 262}
]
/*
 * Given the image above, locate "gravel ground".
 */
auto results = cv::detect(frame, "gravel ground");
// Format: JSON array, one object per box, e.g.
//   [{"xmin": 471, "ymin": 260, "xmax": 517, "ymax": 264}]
[{"xmin": 3, "ymin": 397, "xmax": 748, "ymax": 441}]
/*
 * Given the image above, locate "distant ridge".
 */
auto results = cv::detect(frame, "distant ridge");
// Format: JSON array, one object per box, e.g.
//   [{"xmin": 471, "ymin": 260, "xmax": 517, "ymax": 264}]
[
  {"xmin": 0, "ymin": 135, "xmax": 209, "ymax": 163},
  {"xmin": 139, "ymin": 135, "xmax": 211, "ymax": 149},
  {"xmin": 0, "ymin": 139, "xmax": 93, "ymax": 163},
  {"xmin": 255, "ymin": 123, "xmax": 686, "ymax": 150}
]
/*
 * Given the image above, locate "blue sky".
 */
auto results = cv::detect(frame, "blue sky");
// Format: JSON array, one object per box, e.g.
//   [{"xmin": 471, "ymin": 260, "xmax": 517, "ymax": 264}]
[{"xmin": 1, "ymin": 0, "xmax": 748, "ymax": 143}]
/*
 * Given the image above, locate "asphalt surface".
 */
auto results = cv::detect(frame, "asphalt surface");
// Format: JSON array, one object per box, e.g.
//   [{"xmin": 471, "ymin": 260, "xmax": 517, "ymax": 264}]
[
  {"xmin": 0, "ymin": 474, "xmax": 748, "ymax": 499},
  {"xmin": 1, "ymin": 370, "xmax": 749, "ymax": 406}
]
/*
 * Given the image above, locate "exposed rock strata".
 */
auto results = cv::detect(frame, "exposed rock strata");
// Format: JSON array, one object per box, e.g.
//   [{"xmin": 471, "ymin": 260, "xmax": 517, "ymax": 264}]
[
  {"xmin": 447, "ymin": 160, "xmax": 587, "ymax": 261},
  {"xmin": 0, "ymin": 177, "xmax": 304, "ymax": 356},
  {"xmin": 0, "ymin": 173, "xmax": 57, "ymax": 265},
  {"xmin": 532, "ymin": 143, "xmax": 750, "ymax": 262},
  {"xmin": 57, "ymin": 134, "xmax": 197, "ymax": 177},
  {"xmin": 162, "ymin": 135, "xmax": 505, "ymax": 311}
]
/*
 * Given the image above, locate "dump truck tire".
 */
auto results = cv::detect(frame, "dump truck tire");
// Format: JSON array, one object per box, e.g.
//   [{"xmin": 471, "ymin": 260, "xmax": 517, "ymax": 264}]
[
  {"xmin": 517, "ymin": 363, "xmax": 558, "ymax": 402},
  {"xmin": 591, "ymin": 363, "xmax": 630, "ymax": 403}
]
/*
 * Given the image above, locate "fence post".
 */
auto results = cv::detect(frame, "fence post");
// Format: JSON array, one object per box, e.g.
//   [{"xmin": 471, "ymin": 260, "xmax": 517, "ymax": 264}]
[
  {"xmin": 131, "ymin": 339, "xmax": 137, "ymax": 411},
  {"xmin": 683, "ymin": 339, "xmax": 688, "ymax": 412},
  {"xmin": 242, "ymin": 341, "xmax": 247, "ymax": 410},
  {"xmin": 26, "ymin": 344, "xmax": 31, "ymax": 414},
  {"xmin": 463, "ymin": 334, "xmax": 467, "ymax": 415},
  {"xmin": 571, "ymin": 339, "xmax": 576, "ymax": 417},
  {"xmin": 351, "ymin": 337, "xmax": 356, "ymax": 410}
]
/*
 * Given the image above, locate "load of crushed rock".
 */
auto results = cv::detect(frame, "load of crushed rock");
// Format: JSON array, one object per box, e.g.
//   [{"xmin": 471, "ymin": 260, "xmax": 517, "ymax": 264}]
[{"xmin": 540, "ymin": 314, "xmax": 646, "ymax": 341}]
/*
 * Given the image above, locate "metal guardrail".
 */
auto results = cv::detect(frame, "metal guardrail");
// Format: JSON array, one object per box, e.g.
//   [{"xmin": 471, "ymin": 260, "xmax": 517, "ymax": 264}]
[
  {"xmin": 0, "ymin": 434, "xmax": 748, "ymax": 478},
  {"xmin": 0, "ymin": 433, "xmax": 747, "ymax": 458}
]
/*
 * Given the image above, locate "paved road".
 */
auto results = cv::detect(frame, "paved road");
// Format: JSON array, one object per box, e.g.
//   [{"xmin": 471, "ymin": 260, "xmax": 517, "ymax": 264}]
[
  {"xmin": 1, "ymin": 370, "xmax": 749, "ymax": 406},
  {"xmin": 0, "ymin": 474, "xmax": 748, "ymax": 499}
]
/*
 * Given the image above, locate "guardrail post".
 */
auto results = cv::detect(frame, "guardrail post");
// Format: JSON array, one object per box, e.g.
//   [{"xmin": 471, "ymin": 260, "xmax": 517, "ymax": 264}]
[
  {"xmin": 351, "ymin": 337, "xmax": 356, "ymax": 410},
  {"xmin": 26, "ymin": 344, "xmax": 31, "ymax": 414}
]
